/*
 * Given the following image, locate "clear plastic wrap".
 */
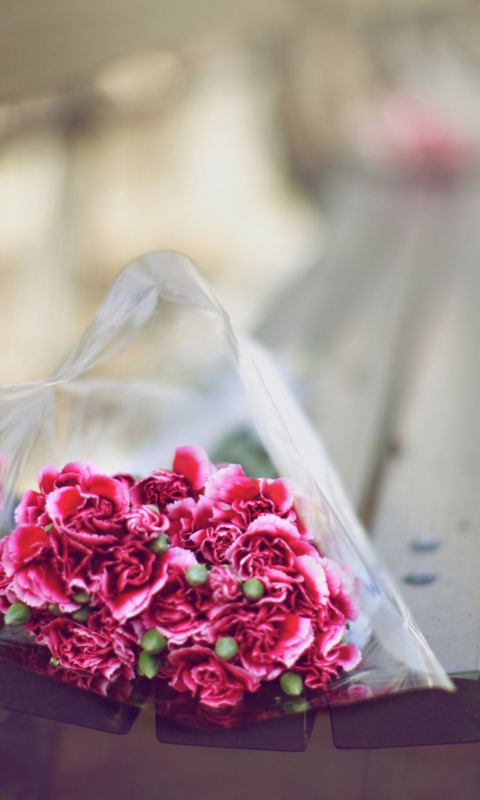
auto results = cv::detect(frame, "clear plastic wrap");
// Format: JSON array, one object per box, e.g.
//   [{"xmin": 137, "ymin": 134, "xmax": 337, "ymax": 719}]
[{"xmin": 0, "ymin": 251, "xmax": 452, "ymax": 735}]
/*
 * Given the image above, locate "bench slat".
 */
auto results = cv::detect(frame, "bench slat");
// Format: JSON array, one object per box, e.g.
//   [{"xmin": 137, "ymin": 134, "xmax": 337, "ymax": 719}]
[
  {"xmin": 371, "ymin": 230, "xmax": 480, "ymax": 678},
  {"xmin": 262, "ymin": 176, "xmax": 480, "ymax": 747}
]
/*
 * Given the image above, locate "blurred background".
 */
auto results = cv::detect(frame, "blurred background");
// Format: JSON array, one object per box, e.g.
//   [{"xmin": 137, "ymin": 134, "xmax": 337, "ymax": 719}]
[{"xmin": 0, "ymin": 0, "xmax": 479, "ymax": 384}]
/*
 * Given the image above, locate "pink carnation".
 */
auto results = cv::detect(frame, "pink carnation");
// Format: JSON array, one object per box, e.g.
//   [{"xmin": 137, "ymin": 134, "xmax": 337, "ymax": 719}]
[
  {"xmin": 295, "ymin": 627, "xmax": 362, "ymax": 690},
  {"xmin": 130, "ymin": 470, "xmax": 189, "ymax": 509},
  {"xmin": 172, "ymin": 445, "xmax": 216, "ymax": 492},
  {"xmin": 124, "ymin": 504, "xmax": 170, "ymax": 539},
  {"xmin": 133, "ymin": 548, "xmax": 212, "ymax": 644},
  {"xmin": 190, "ymin": 521, "xmax": 243, "ymax": 566},
  {"xmin": 0, "ymin": 538, "xmax": 17, "ymax": 612},
  {"xmin": 318, "ymin": 558, "xmax": 360, "ymax": 627},
  {"xmin": 208, "ymin": 566, "xmax": 242, "ymax": 604},
  {"xmin": 2, "ymin": 524, "xmax": 76, "ymax": 610},
  {"xmin": 98, "ymin": 540, "xmax": 168, "ymax": 623},
  {"xmin": 45, "ymin": 474, "xmax": 130, "ymax": 546},
  {"xmin": 15, "ymin": 462, "xmax": 128, "ymax": 541},
  {"xmin": 167, "ymin": 496, "xmax": 215, "ymax": 551},
  {"xmin": 167, "ymin": 645, "xmax": 258, "ymax": 708},
  {"xmin": 226, "ymin": 514, "xmax": 329, "ymax": 613},
  {"xmin": 35, "ymin": 609, "xmax": 137, "ymax": 681},
  {"xmin": 204, "ymin": 465, "xmax": 299, "ymax": 529},
  {"xmin": 210, "ymin": 601, "xmax": 314, "ymax": 681}
]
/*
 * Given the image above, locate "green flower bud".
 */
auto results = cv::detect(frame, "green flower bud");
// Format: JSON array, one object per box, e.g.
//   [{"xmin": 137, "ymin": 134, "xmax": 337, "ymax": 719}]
[
  {"xmin": 44, "ymin": 524, "xmax": 53, "ymax": 532},
  {"xmin": 147, "ymin": 504, "xmax": 159, "ymax": 512},
  {"xmin": 48, "ymin": 604, "xmax": 62, "ymax": 616},
  {"xmin": 138, "ymin": 650, "xmax": 162, "ymax": 679},
  {"xmin": 185, "ymin": 564, "xmax": 208, "ymax": 587},
  {"xmin": 140, "ymin": 628, "xmax": 167, "ymax": 654},
  {"xmin": 242, "ymin": 578, "xmax": 265, "ymax": 601},
  {"xmin": 283, "ymin": 698, "xmax": 311, "ymax": 714},
  {"xmin": 71, "ymin": 607, "xmax": 91, "ymax": 623},
  {"xmin": 214, "ymin": 636, "xmax": 238, "ymax": 661},
  {"xmin": 49, "ymin": 657, "xmax": 60, "ymax": 667},
  {"xmin": 280, "ymin": 671, "xmax": 304, "ymax": 697},
  {"xmin": 5, "ymin": 602, "xmax": 31, "ymax": 626},
  {"xmin": 149, "ymin": 533, "xmax": 171, "ymax": 554},
  {"xmin": 72, "ymin": 591, "xmax": 90, "ymax": 604}
]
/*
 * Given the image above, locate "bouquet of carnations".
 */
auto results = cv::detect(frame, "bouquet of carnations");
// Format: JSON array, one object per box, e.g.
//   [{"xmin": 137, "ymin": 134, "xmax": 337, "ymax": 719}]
[
  {"xmin": 0, "ymin": 252, "xmax": 452, "ymax": 734},
  {"xmin": 0, "ymin": 446, "xmax": 361, "ymax": 723}
]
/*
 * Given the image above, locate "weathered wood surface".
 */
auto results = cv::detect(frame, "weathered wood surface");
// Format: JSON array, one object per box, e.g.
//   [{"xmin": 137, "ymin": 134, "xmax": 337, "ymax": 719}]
[
  {"xmin": 369, "ymin": 237, "xmax": 480, "ymax": 678},
  {"xmin": 260, "ymin": 172, "xmax": 480, "ymax": 754},
  {"xmin": 261, "ymin": 173, "xmax": 480, "ymax": 679}
]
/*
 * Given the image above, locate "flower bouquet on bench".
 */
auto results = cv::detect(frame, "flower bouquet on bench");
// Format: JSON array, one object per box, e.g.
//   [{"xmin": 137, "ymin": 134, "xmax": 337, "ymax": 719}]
[{"xmin": 0, "ymin": 252, "xmax": 451, "ymax": 750}]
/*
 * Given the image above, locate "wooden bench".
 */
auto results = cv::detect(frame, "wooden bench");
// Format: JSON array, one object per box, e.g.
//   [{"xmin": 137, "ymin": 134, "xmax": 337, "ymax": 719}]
[
  {"xmin": 2, "ymin": 172, "xmax": 480, "ymax": 797},
  {"xmin": 259, "ymin": 168, "xmax": 480, "ymax": 794},
  {"xmin": 263, "ymin": 168, "xmax": 480, "ymax": 698}
]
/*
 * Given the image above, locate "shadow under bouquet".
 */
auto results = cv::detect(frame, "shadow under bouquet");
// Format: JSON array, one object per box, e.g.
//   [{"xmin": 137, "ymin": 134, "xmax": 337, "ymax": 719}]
[{"xmin": 0, "ymin": 252, "xmax": 451, "ymax": 743}]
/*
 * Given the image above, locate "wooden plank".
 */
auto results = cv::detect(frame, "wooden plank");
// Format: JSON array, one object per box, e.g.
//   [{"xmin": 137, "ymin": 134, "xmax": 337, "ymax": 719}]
[
  {"xmin": 259, "ymin": 174, "xmax": 422, "ymax": 509},
  {"xmin": 156, "ymin": 706, "xmax": 316, "ymax": 752},
  {"xmin": 0, "ymin": 653, "xmax": 141, "ymax": 734},
  {"xmin": 262, "ymin": 174, "xmax": 480, "ymax": 750},
  {"xmin": 330, "ymin": 177, "xmax": 480, "ymax": 750},
  {"xmin": 260, "ymin": 175, "xmax": 466, "ymax": 512},
  {"xmin": 370, "ymin": 219, "xmax": 480, "ymax": 678},
  {"xmin": 332, "ymin": 680, "xmax": 480, "ymax": 749}
]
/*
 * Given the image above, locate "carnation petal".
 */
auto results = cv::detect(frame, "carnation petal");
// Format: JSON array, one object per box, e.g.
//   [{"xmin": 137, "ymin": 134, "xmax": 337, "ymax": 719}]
[
  {"xmin": 204, "ymin": 464, "xmax": 253, "ymax": 503},
  {"xmin": 37, "ymin": 464, "xmax": 60, "ymax": 494},
  {"xmin": 335, "ymin": 643, "xmax": 362, "ymax": 672},
  {"xmin": 173, "ymin": 446, "xmax": 215, "ymax": 491},
  {"xmin": 261, "ymin": 478, "xmax": 294, "ymax": 513},
  {"xmin": 244, "ymin": 513, "xmax": 302, "ymax": 541},
  {"xmin": 61, "ymin": 461, "xmax": 100, "ymax": 483},
  {"xmin": 46, "ymin": 486, "xmax": 86, "ymax": 523},
  {"xmin": 295, "ymin": 554, "xmax": 329, "ymax": 605},
  {"xmin": 271, "ymin": 613, "xmax": 314, "ymax": 667},
  {"xmin": 3, "ymin": 525, "xmax": 51, "ymax": 575},
  {"xmin": 13, "ymin": 491, "xmax": 44, "ymax": 525},
  {"xmin": 89, "ymin": 475, "xmax": 130, "ymax": 512}
]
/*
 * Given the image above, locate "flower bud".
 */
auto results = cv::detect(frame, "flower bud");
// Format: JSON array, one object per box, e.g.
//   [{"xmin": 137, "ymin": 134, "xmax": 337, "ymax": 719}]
[
  {"xmin": 147, "ymin": 504, "xmax": 160, "ymax": 512},
  {"xmin": 185, "ymin": 564, "xmax": 208, "ymax": 586},
  {"xmin": 242, "ymin": 578, "xmax": 265, "ymax": 601},
  {"xmin": 215, "ymin": 636, "xmax": 238, "ymax": 660},
  {"xmin": 5, "ymin": 602, "xmax": 31, "ymax": 626},
  {"xmin": 140, "ymin": 628, "xmax": 167, "ymax": 654},
  {"xmin": 48, "ymin": 604, "xmax": 62, "ymax": 616},
  {"xmin": 44, "ymin": 524, "xmax": 53, "ymax": 532},
  {"xmin": 283, "ymin": 697, "xmax": 310, "ymax": 714},
  {"xmin": 50, "ymin": 656, "xmax": 60, "ymax": 667},
  {"xmin": 138, "ymin": 650, "xmax": 162, "ymax": 679},
  {"xmin": 71, "ymin": 607, "xmax": 91, "ymax": 623},
  {"xmin": 72, "ymin": 591, "xmax": 90, "ymax": 604},
  {"xmin": 149, "ymin": 533, "xmax": 171, "ymax": 554},
  {"xmin": 280, "ymin": 671, "xmax": 304, "ymax": 696}
]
